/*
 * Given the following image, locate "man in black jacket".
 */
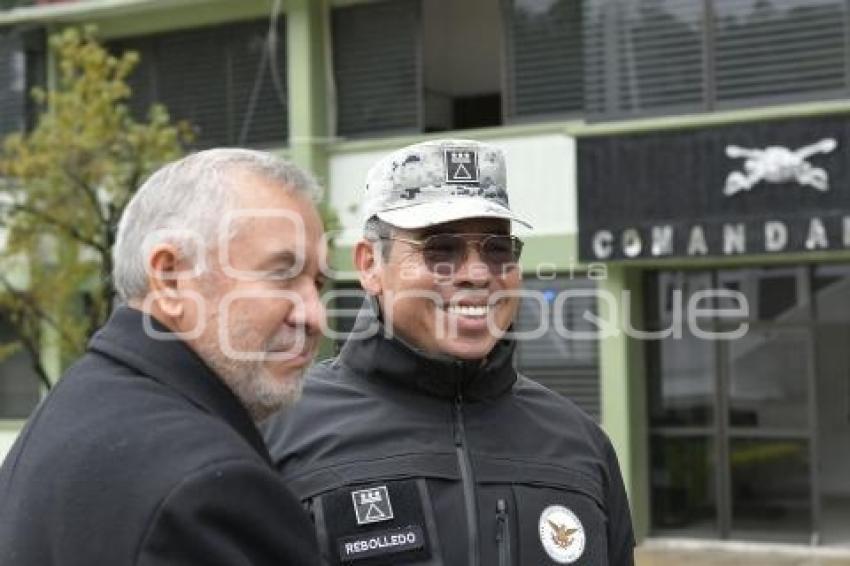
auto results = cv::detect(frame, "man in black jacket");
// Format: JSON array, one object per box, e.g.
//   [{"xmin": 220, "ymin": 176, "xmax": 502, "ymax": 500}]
[
  {"xmin": 265, "ymin": 139, "xmax": 635, "ymax": 565},
  {"xmin": 0, "ymin": 149, "xmax": 325, "ymax": 565}
]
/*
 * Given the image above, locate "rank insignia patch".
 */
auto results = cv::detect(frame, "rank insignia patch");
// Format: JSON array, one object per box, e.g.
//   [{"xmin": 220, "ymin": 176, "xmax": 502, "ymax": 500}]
[
  {"xmin": 444, "ymin": 148, "xmax": 480, "ymax": 184},
  {"xmin": 351, "ymin": 485, "xmax": 394, "ymax": 525}
]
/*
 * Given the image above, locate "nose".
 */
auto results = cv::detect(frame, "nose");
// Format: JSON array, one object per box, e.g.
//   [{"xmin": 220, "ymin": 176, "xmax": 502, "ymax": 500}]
[
  {"xmin": 287, "ymin": 282, "xmax": 325, "ymax": 337},
  {"xmin": 453, "ymin": 245, "xmax": 490, "ymax": 288}
]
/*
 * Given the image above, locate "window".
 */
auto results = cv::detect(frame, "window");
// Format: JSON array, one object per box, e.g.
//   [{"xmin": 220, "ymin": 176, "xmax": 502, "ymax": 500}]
[
  {"xmin": 647, "ymin": 266, "xmax": 850, "ymax": 544},
  {"xmin": 332, "ymin": 0, "xmax": 505, "ymax": 138},
  {"xmin": 585, "ymin": 0, "xmax": 850, "ymax": 120},
  {"xmin": 0, "ymin": 313, "xmax": 41, "ymax": 419},
  {"xmin": 112, "ymin": 18, "xmax": 288, "ymax": 148},
  {"xmin": 713, "ymin": 0, "xmax": 846, "ymax": 106},
  {"xmin": 514, "ymin": 276, "xmax": 600, "ymax": 420},
  {"xmin": 0, "ymin": 27, "xmax": 46, "ymax": 138},
  {"xmin": 504, "ymin": 0, "xmax": 584, "ymax": 120},
  {"xmin": 331, "ymin": 0, "xmax": 420, "ymax": 137},
  {"xmin": 421, "ymin": 0, "xmax": 504, "ymax": 131},
  {"xmin": 336, "ymin": 0, "xmax": 850, "ymax": 129}
]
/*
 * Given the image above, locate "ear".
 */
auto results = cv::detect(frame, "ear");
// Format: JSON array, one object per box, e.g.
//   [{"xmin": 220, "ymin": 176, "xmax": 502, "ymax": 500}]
[
  {"xmin": 146, "ymin": 243, "xmax": 189, "ymax": 319},
  {"xmin": 354, "ymin": 239, "xmax": 383, "ymax": 296}
]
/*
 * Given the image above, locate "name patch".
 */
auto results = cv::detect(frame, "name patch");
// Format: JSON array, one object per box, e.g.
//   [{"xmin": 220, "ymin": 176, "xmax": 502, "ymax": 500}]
[{"xmin": 338, "ymin": 525, "xmax": 424, "ymax": 561}]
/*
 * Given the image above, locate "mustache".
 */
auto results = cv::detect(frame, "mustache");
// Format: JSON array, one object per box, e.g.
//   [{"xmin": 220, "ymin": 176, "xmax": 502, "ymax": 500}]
[{"xmin": 263, "ymin": 329, "xmax": 317, "ymax": 353}]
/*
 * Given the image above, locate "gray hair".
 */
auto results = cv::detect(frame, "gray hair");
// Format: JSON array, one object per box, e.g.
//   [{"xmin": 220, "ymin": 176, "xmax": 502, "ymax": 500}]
[
  {"xmin": 363, "ymin": 216, "xmax": 395, "ymax": 261},
  {"xmin": 113, "ymin": 148, "xmax": 321, "ymax": 302}
]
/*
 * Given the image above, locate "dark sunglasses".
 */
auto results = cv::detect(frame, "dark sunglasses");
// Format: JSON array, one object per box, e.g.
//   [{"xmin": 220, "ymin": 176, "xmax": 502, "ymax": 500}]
[{"xmin": 381, "ymin": 233, "xmax": 524, "ymax": 275}]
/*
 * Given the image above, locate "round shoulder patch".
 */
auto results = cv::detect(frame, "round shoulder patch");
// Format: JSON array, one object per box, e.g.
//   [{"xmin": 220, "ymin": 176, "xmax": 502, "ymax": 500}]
[{"xmin": 538, "ymin": 505, "xmax": 585, "ymax": 564}]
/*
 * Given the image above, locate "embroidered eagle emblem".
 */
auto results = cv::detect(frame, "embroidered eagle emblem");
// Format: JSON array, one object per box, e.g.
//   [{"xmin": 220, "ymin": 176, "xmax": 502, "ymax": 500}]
[{"xmin": 548, "ymin": 519, "xmax": 579, "ymax": 549}]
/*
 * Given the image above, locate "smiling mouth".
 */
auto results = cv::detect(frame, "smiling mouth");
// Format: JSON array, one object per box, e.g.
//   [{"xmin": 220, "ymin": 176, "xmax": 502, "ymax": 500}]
[
  {"xmin": 446, "ymin": 304, "xmax": 490, "ymax": 317},
  {"xmin": 446, "ymin": 295, "xmax": 507, "ymax": 317}
]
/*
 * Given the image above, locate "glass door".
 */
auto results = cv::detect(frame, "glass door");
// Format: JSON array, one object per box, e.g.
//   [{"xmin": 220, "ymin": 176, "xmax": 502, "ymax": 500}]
[
  {"xmin": 813, "ymin": 324, "xmax": 850, "ymax": 545},
  {"xmin": 648, "ymin": 265, "xmax": 850, "ymax": 545},
  {"xmin": 812, "ymin": 265, "xmax": 850, "ymax": 546},
  {"xmin": 721, "ymin": 325, "xmax": 814, "ymax": 543}
]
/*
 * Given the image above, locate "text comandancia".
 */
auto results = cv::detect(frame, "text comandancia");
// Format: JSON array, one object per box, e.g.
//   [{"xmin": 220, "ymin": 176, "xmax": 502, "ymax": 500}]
[{"xmin": 591, "ymin": 217, "xmax": 847, "ymax": 259}]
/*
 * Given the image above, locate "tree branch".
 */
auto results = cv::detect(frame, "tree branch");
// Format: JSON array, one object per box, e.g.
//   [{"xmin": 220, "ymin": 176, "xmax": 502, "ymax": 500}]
[
  {"xmin": 0, "ymin": 272, "xmax": 81, "ymax": 355},
  {"xmin": 2, "ymin": 202, "xmax": 109, "ymax": 254},
  {"xmin": 60, "ymin": 163, "xmax": 106, "ymax": 223},
  {"xmin": 13, "ymin": 323, "xmax": 54, "ymax": 391}
]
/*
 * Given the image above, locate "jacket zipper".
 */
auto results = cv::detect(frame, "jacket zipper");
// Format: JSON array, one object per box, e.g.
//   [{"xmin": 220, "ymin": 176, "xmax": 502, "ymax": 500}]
[
  {"xmin": 496, "ymin": 498, "xmax": 511, "ymax": 566},
  {"xmin": 453, "ymin": 391, "xmax": 480, "ymax": 566}
]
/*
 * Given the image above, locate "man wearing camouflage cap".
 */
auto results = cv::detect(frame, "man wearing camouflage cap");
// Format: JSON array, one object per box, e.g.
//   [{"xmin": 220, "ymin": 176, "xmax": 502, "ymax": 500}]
[{"xmin": 264, "ymin": 139, "xmax": 635, "ymax": 565}]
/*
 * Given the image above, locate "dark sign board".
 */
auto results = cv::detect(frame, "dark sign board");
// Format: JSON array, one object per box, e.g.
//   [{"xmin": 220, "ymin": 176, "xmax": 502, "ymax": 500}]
[{"xmin": 577, "ymin": 114, "xmax": 850, "ymax": 261}]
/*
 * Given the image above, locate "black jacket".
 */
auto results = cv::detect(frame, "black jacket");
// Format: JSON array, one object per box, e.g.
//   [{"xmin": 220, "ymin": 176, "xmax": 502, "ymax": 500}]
[
  {"xmin": 264, "ymin": 305, "xmax": 634, "ymax": 566},
  {"xmin": 0, "ymin": 306, "xmax": 319, "ymax": 566}
]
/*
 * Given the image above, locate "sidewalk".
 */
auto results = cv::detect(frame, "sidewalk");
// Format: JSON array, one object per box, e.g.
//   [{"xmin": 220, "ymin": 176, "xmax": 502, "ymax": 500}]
[{"xmin": 636, "ymin": 539, "xmax": 850, "ymax": 566}]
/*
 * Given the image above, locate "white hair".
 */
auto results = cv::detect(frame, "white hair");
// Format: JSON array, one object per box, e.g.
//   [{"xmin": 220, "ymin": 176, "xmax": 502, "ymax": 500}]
[{"xmin": 113, "ymin": 148, "xmax": 321, "ymax": 302}]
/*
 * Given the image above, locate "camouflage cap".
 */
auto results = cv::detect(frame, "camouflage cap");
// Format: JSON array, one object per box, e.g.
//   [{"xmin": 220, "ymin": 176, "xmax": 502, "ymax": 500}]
[{"xmin": 361, "ymin": 139, "xmax": 532, "ymax": 230}]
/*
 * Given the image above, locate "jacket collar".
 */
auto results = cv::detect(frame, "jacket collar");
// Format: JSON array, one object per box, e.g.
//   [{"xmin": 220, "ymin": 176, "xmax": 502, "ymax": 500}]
[
  {"xmin": 87, "ymin": 306, "xmax": 271, "ymax": 463},
  {"xmin": 339, "ymin": 299, "xmax": 518, "ymax": 401}
]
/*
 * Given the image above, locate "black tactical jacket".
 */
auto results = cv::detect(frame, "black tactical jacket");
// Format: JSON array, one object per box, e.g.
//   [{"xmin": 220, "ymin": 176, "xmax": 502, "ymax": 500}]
[
  {"xmin": 264, "ymin": 306, "xmax": 634, "ymax": 566},
  {"xmin": 0, "ymin": 307, "xmax": 319, "ymax": 566}
]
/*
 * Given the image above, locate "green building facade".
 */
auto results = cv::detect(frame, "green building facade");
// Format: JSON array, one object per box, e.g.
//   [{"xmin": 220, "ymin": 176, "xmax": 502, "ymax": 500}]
[{"xmin": 2, "ymin": 0, "xmax": 850, "ymax": 554}]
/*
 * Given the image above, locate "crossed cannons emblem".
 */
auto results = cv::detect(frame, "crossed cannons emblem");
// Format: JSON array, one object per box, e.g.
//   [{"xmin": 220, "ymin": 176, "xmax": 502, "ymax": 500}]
[{"xmin": 724, "ymin": 138, "xmax": 837, "ymax": 196}]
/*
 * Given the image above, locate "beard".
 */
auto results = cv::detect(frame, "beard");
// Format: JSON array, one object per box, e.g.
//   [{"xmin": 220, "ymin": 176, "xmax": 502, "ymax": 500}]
[{"xmin": 194, "ymin": 317, "xmax": 307, "ymax": 423}]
